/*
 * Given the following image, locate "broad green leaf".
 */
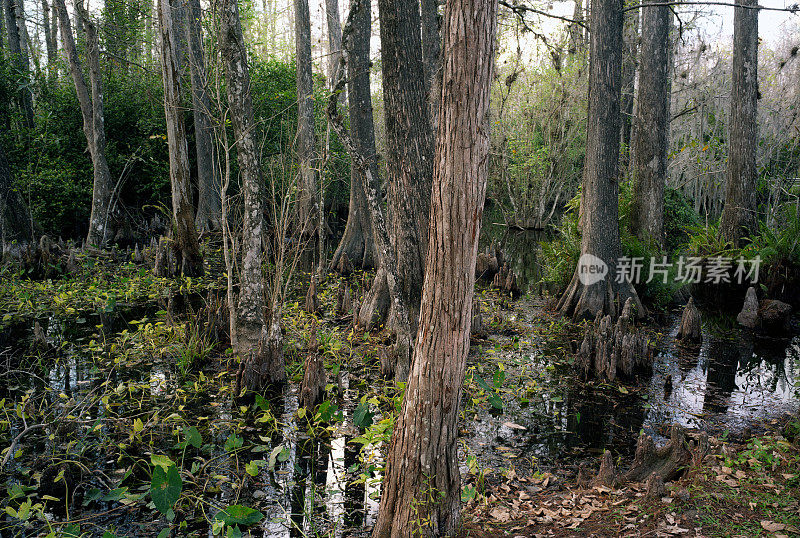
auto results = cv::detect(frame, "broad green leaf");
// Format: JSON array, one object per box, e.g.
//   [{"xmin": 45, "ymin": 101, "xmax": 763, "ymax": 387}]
[
  {"xmin": 151, "ymin": 465, "xmax": 182, "ymax": 514},
  {"xmin": 151, "ymin": 454, "xmax": 175, "ymax": 471},
  {"xmin": 353, "ymin": 402, "xmax": 373, "ymax": 429},
  {"xmin": 214, "ymin": 505, "xmax": 264, "ymax": 526},
  {"xmin": 184, "ymin": 426, "xmax": 202, "ymax": 448},
  {"xmin": 245, "ymin": 461, "xmax": 259, "ymax": 477},
  {"xmin": 224, "ymin": 433, "xmax": 243, "ymax": 452}
]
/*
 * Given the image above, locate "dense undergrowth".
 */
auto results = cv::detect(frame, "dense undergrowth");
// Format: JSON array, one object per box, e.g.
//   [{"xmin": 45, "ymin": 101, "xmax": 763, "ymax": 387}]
[
  {"xmin": 0, "ymin": 247, "xmax": 543, "ymax": 536},
  {"xmin": 541, "ymin": 181, "xmax": 800, "ymax": 312}
]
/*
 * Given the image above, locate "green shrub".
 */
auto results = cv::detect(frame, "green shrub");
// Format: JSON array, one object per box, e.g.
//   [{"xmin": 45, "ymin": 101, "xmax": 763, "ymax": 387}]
[{"xmin": 541, "ymin": 183, "xmax": 697, "ymax": 310}]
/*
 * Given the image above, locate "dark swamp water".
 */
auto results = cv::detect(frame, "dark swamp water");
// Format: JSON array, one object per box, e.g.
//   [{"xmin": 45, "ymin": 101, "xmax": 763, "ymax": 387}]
[{"xmin": 0, "ymin": 226, "xmax": 798, "ymax": 536}]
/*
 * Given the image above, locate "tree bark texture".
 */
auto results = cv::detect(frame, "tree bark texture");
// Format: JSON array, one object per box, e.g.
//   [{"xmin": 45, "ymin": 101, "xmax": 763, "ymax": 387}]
[
  {"xmin": 372, "ymin": 0, "xmax": 496, "ymax": 533},
  {"xmin": 185, "ymin": 0, "xmax": 221, "ymax": 231},
  {"xmin": 357, "ymin": 0, "xmax": 434, "ymax": 336},
  {"xmin": 55, "ymin": 0, "xmax": 114, "ymax": 247},
  {"xmin": 326, "ymin": 0, "xmax": 416, "ymax": 381},
  {"xmin": 420, "ymin": 0, "xmax": 441, "ymax": 126},
  {"xmin": 0, "ymin": 2, "xmax": 5, "ymax": 51},
  {"xmin": 620, "ymin": 0, "xmax": 639, "ymax": 166},
  {"xmin": 330, "ymin": 0, "xmax": 378, "ymax": 270},
  {"xmin": 295, "ymin": 0, "xmax": 318, "ymax": 232},
  {"xmin": 4, "ymin": 0, "xmax": 33, "ymax": 127},
  {"xmin": 325, "ymin": 0, "xmax": 342, "ymax": 91},
  {"xmin": 556, "ymin": 0, "xmax": 642, "ymax": 321},
  {"xmin": 219, "ymin": 0, "xmax": 286, "ymax": 389},
  {"xmin": 0, "ymin": 139, "xmax": 34, "ymax": 257},
  {"xmin": 13, "ymin": 0, "xmax": 32, "ymax": 73},
  {"xmin": 630, "ymin": 0, "xmax": 670, "ymax": 247},
  {"xmin": 158, "ymin": 0, "xmax": 203, "ymax": 276},
  {"xmin": 42, "ymin": 0, "xmax": 56, "ymax": 80},
  {"xmin": 720, "ymin": 0, "xmax": 758, "ymax": 247},
  {"xmin": 568, "ymin": 0, "xmax": 586, "ymax": 55}
]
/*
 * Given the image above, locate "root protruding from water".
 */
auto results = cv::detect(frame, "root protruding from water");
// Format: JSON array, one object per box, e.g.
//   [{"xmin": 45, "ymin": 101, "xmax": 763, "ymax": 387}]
[
  {"xmin": 299, "ymin": 321, "xmax": 326, "ymax": 411},
  {"xmin": 577, "ymin": 297, "xmax": 653, "ymax": 381}
]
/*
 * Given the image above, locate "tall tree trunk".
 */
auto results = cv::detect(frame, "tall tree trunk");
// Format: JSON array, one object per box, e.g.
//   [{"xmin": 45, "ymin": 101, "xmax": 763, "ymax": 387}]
[
  {"xmin": 373, "ymin": 0, "xmax": 497, "ymax": 533},
  {"xmin": 55, "ymin": 0, "xmax": 114, "ymax": 247},
  {"xmin": 158, "ymin": 0, "xmax": 203, "ymax": 276},
  {"xmin": 556, "ymin": 0, "xmax": 643, "ymax": 321},
  {"xmin": 0, "ymin": 140, "xmax": 34, "ymax": 258},
  {"xmin": 630, "ymin": 0, "xmax": 670, "ymax": 247},
  {"xmin": 50, "ymin": 0, "xmax": 57, "ymax": 70},
  {"xmin": 186, "ymin": 0, "xmax": 221, "ymax": 231},
  {"xmin": 420, "ymin": 0, "xmax": 440, "ymax": 127},
  {"xmin": 42, "ymin": 0, "xmax": 56, "ymax": 81},
  {"xmin": 330, "ymin": 0, "xmax": 378, "ymax": 270},
  {"xmin": 620, "ymin": 0, "xmax": 639, "ymax": 168},
  {"xmin": 356, "ymin": 0, "xmax": 434, "ymax": 351},
  {"xmin": 14, "ymin": 0, "xmax": 32, "ymax": 72},
  {"xmin": 4, "ymin": 0, "xmax": 33, "ymax": 127},
  {"xmin": 295, "ymin": 0, "xmax": 318, "ymax": 232},
  {"xmin": 0, "ymin": 1, "xmax": 5, "ymax": 51},
  {"xmin": 325, "ymin": 0, "xmax": 342, "ymax": 92},
  {"xmin": 568, "ymin": 0, "xmax": 585, "ymax": 55},
  {"xmin": 219, "ymin": 0, "xmax": 286, "ymax": 390},
  {"xmin": 720, "ymin": 0, "xmax": 758, "ymax": 247}
]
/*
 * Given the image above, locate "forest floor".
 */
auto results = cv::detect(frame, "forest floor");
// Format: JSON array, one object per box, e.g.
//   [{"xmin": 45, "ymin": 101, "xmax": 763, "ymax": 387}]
[
  {"xmin": 0, "ymin": 245, "xmax": 798, "ymax": 536},
  {"xmin": 462, "ymin": 421, "xmax": 800, "ymax": 537}
]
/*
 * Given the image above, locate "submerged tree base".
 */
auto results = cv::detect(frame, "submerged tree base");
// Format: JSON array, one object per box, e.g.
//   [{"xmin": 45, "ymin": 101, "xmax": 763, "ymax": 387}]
[
  {"xmin": 557, "ymin": 269, "xmax": 643, "ymax": 321},
  {"xmin": 235, "ymin": 320, "xmax": 286, "ymax": 394}
]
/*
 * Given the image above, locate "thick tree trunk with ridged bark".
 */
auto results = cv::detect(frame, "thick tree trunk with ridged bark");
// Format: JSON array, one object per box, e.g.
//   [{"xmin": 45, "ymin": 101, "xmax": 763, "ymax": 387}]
[
  {"xmin": 373, "ymin": 0, "xmax": 497, "ymax": 534},
  {"xmin": 186, "ymin": 0, "xmax": 221, "ymax": 232},
  {"xmin": 557, "ymin": 0, "xmax": 643, "ymax": 321},
  {"xmin": 630, "ymin": 0, "xmax": 670, "ymax": 246},
  {"xmin": 0, "ymin": 140, "xmax": 34, "ymax": 258},
  {"xmin": 330, "ymin": 0, "xmax": 378, "ymax": 270},
  {"xmin": 720, "ymin": 0, "xmax": 758, "ymax": 247},
  {"xmin": 157, "ymin": 0, "xmax": 203, "ymax": 276},
  {"xmin": 295, "ymin": 0, "xmax": 318, "ymax": 233},
  {"xmin": 357, "ymin": 0, "xmax": 434, "ymax": 343},
  {"xmin": 620, "ymin": 0, "xmax": 639, "ymax": 167},
  {"xmin": 55, "ymin": 0, "xmax": 114, "ymax": 247},
  {"xmin": 219, "ymin": 0, "xmax": 286, "ymax": 390},
  {"xmin": 421, "ymin": 0, "xmax": 440, "ymax": 127}
]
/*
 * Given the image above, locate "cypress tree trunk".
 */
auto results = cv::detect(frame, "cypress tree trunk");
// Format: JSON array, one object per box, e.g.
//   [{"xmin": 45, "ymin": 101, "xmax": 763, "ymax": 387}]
[
  {"xmin": 356, "ymin": 0, "xmax": 434, "ymax": 344},
  {"xmin": 157, "ymin": 0, "xmax": 203, "ymax": 276},
  {"xmin": 219, "ymin": 0, "xmax": 286, "ymax": 389},
  {"xmin": 0, "ymin": 140, "xmax": 34, "ymax": 258},
  {"xmin": 186, "ymin": 0, "xmax": 221, "ymax": 231},
  {"xmin": 568, "ymin": 0, "xmax": 586, "ymax": 55},
  {"xmin": 720, "ymin": 0, "xmax": 758, "ymax": 247},
  {"xmin": 325, "ymin": 0, "xmax": 342, "ymax": 92},
  {"xmin": 0, "ymin": 2, "xmax": 5, "ymax": 51},
  {"xmin": 330, "ymin": 0, "xmax": 378, "ymax": 270},
  {"xmin": 630, "ymin": 0, "xmax": 670, "ymax": 247},
  {"xmin": 373, "ymin": 0, "xmax": 497, "ymax": 533},
  {"xmin": 420, "ymin": 0, "xmax": 440, "ymax": 126},
  {"xmin": 295, "ymin": 0, "xmax": 318, "ymax": 232},
  {"xmin": 42, "ymin": 0, "xmax": 56, "ymax": 81},
  {"xmin": 55, "ymin": 0, "xmax": 114, "ymax": 247},
  {"xmin": 620, "ymin": 0, "xmax": 639, "ymax": 167},
  {"xmin": 4, "ymin": 0, "xmax": 33, "ymax": 127},
  {"xmin": 556, "ymin": 0, "xmax": 643, "ymax": 321},
  {"xmin": 13, "ymin": 0, "xmax": 32, "ymax": 73}
]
